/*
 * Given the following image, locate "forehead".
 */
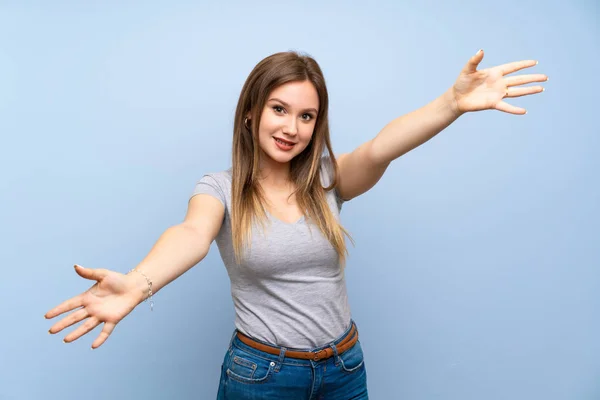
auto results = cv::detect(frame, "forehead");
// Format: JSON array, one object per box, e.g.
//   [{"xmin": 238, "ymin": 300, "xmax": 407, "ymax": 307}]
[{"xmin": 268, "ymin": 80, "xmax": 319, "ymax": 109}]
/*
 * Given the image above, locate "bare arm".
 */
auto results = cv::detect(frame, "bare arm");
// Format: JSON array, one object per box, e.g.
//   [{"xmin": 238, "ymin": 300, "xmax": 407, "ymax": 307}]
[
  {"xmin": 128, "ymin": 194, "xmax": 225, "ymax": 301},
  {"xmin": 336, "ymin": 89, "xmax": 458, "ymax": 201},
  {"xmin": 335, "ymin": 51, "xmax": 547, "ymax": 201},
  {"xmin": 45, "ymin": 193, "xmax": 224, "ymax": 348}
]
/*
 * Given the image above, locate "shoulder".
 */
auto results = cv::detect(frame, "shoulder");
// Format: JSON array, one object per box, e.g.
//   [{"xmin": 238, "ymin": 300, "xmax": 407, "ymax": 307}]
[
  {"xmin": 201, "ymin": 168, "xmax": 232, "ymax": 186},
  {"xmin": 319, "ymin": 153, "xmax": 345, "ymax": 210},
  {"xmin": 191, "ymin": 168, "xmax": 233, "ymax": 207},
  {"xmin": 319, "ymin": 153, "xmax": 337, "ymax": 187}
]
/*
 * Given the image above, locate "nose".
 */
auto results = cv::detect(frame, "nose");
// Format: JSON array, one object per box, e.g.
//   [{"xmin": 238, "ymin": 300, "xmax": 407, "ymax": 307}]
[{"xmin": 282, "ymin": 116, "xmax": 298, "ymax": 136}]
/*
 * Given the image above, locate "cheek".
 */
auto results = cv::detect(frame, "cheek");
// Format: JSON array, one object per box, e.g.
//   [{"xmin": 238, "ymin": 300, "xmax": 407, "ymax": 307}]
[
  {"xmin": 258, "ymin": 115, "xmax": 277, "ymax": 137},
  {"xmin": 300, "ymin": 125, "xmax": 315, "ymax": 143}
]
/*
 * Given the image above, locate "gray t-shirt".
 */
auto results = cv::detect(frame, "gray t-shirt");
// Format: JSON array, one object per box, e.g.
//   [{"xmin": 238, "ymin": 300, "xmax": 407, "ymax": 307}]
[{"xmin": 190, "ymin": 155, "xmax": 352, "ymax": 349}]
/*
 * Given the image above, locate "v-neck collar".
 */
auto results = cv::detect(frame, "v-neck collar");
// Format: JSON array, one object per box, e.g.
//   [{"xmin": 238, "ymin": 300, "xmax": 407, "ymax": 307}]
[{"xmin": 266, "ymin": 210, "xmax": 305, "ymax": 225}]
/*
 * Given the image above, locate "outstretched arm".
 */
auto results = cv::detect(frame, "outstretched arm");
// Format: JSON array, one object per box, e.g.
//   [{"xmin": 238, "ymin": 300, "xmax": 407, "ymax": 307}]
[
  {"xmin": 336, "ymin": 49, "xmax": 548, "ymax": 201},
  {"xmin": 45, "ymin": 194, "xmax": 224, "ymax": 349}
]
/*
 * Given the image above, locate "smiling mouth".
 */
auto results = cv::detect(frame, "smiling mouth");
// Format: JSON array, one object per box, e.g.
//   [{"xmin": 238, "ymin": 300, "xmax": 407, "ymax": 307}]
[{"xmin": 274, "ymin": 137, "xmax": 296, "ymax": 146}]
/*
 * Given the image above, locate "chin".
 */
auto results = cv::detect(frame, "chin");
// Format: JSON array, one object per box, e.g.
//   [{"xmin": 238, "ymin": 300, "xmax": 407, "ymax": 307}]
[
  {"xmin": 268, "ymin": 151, "xmax": 298, "ymax": 164},
  {"xmin": 261, "ymin": 142, "xmax": 307, "ymax": 164}
]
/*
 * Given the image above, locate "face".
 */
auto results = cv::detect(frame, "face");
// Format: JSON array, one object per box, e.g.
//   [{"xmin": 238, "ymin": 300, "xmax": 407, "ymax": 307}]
[{"xmin": 254, "ymin": 80, "xmax": 319, "ymax": 166}]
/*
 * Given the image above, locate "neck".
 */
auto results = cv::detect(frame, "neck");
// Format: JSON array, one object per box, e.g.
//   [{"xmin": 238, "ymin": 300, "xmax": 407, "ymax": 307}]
[{"xmin": 258, "ymin": 156, "xmax": 292, "ymax": 189}]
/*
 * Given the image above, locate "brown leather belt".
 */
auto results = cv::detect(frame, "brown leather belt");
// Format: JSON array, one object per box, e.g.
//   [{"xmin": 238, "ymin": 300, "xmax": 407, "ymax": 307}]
[{"xmin": 236, "ymin": 323, "xmax": 358, "ymax": 361}]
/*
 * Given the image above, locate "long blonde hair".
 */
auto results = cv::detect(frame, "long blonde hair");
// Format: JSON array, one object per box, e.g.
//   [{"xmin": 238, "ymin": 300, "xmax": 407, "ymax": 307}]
[{"xmin": 231, "ymin": 51, "xmax": 352, "ymax": 265}]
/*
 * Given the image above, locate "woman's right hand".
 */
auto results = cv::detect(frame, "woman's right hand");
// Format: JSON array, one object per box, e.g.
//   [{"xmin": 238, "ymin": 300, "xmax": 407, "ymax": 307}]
[{"xmin": 45, "ymin": 264, "xmax": 147, "ymax": 349}]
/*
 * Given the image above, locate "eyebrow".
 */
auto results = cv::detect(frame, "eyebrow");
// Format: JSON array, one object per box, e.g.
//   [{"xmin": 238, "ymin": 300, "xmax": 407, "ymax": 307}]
[{"xmin": 268, "ymin": 98, "xmax": 318, "ymax": 114}]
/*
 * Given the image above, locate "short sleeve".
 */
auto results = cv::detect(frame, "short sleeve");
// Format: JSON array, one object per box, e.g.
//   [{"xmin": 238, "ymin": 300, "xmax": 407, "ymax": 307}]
[
  {"xmin": 320, "ymin": 154, "xmax": 345, "ymax": 211},
  {"xmin": 190, "ymin": 174, "xmax": 227, "ymax": 209}
]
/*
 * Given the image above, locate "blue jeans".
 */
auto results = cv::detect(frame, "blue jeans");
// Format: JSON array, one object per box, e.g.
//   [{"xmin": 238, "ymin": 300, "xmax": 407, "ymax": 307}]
[{"xmin": 216, "ymin": 321, "xmax": 369, "ymax": 399}]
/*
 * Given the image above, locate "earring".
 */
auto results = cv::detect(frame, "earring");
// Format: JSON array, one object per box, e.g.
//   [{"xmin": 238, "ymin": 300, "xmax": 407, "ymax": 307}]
[{"xmin": 244, "ymin": 117, "xmax": 250, "ymax": 129}]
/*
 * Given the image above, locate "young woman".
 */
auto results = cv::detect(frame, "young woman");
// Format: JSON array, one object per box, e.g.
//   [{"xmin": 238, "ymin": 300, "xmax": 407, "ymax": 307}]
[{"xmin": 45, "ymin": 50, "xmax": 547, "ymax": 399}]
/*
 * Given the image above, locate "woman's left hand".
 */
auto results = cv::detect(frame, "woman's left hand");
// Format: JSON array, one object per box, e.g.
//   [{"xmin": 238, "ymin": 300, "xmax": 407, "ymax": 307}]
[{"xmin": 451, "ymin": 49, "xmax": 548, "ymax": 116}]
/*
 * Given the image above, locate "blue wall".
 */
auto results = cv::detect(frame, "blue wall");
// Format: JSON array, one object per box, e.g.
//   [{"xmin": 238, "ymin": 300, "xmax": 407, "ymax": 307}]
[{"xmin": 2, "ymin": 1, "xmax": 598, "ymax": 399}]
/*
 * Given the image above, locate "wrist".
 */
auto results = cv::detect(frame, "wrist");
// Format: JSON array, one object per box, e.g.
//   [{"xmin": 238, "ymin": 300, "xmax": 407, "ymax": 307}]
[
  {"xmin": 126, "ymin": 269, "xmax": 152, "ymax": 306},
  {"xmin": 445, "ymin": 87, "xmax": 464, "ymax": 119}
]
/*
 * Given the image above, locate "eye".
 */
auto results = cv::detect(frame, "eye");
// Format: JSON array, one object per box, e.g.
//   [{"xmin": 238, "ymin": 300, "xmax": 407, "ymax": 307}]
[
  {"xmin": 273, "ymin": 105, "xmax": 285, "ymax": 113},
  {"xmin": 301, "ymin": 113, "xmax": 314, "ymax": 121}
]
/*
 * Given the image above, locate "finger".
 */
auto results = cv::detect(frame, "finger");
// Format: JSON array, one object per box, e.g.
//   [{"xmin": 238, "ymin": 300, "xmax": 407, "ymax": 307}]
[
  {"xmin": 498, "ymin": 60, "xmax": 538, "ymax": 75},
  {"xmin": 49, "ymin": 308, "xmax": 89, "ymax": 335},
  {"xmin": 505, "ymin": 74, "xmax": 548, "ymax": 87},
  {"xmin": 64, "ymin": 316, "xmax": 100, "ymax": 343},
  {"xmin": 495, "ymin": 100, "xmax": 527, "ymax": 115},
  {"xmin": 45, "ymin": 294, "xmax": 84, "ymax": 319},
  {"xmin": 463, "ymin": 49, "xmax": 484, "ymax": 74},
  {"xmin": 506, "ymin": 85, "xmax": 545, "ymax": 98},
  {"xmin": 74, "ymin": 264, "xmax": 109, "ymax": 282},
  {"xmin": 91, "ymin": 322, "xmax": 117, "ymax": 349}
]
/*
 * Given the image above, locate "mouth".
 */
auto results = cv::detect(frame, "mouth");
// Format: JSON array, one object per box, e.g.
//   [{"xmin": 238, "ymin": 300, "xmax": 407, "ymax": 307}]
[{"xmin": 273, "ymin": 137, "xmax": 296, "ymax": 146}]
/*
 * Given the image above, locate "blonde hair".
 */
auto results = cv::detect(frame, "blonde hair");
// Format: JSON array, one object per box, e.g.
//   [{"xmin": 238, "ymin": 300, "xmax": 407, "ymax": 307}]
[{"xmin": 231, "ymin": 51, "xmax": 352, "ymax": 265}]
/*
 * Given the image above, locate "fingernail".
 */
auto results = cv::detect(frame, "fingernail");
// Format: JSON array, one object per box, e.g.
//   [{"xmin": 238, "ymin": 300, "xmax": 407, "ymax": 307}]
[
  {"xmin": 536, "ymin": 61, "xmax": 539, "ymax": 65},
  {"xmin": 48, "ymin": 330, "xmax": 52, "ymax": 334},
  {"xmin": 63, "ymin": 339, "xmax": 67, "ymax": 343}
]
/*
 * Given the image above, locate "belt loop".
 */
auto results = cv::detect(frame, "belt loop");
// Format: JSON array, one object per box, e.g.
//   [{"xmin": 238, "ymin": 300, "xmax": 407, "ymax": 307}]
[
  {"xmin": 274, "ymin": 346, "xmax": 286, "ymax": 372},
  {"xmin": 330, "ymin": 342, "xmax": 340, "ymax": 366},
  {"xmin": 227, "ymin": 330, "xmax": 237, "ymax": 355}
]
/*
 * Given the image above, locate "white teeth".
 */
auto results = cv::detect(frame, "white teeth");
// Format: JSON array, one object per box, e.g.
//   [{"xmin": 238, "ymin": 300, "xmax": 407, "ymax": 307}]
[{"xmin": 275, "ymin": 138, "xmax": 293, "ymax": 146}]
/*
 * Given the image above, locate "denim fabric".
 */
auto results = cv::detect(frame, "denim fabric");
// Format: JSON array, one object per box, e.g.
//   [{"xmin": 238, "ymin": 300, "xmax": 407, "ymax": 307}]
[{"xmin": 216, "ymin": 321, "xmax": 368, "ymax": 399}]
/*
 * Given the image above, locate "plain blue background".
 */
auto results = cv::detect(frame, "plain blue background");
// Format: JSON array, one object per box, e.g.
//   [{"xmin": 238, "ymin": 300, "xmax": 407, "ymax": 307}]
[{"xmin": 1, "ymin": 1, "xmax": 598, "ymax": 399}]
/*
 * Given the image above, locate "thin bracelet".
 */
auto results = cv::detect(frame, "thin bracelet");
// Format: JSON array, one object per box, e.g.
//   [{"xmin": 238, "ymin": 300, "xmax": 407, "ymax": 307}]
[{"xmin": 128, "ymin": 269, "xmax": 154, "ymax": 311}]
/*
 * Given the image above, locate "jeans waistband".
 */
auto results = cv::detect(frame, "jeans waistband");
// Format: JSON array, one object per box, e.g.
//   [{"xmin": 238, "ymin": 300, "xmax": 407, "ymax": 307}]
[{"xmin": 228, "ymin": 320, "xmax": 358, "ymax": 366}]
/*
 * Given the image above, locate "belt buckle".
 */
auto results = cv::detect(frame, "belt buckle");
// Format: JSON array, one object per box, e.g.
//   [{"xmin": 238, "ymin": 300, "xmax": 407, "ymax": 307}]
[{"xmin": 312, "ymin": 349, "xmax": 326, "ymax": 361}]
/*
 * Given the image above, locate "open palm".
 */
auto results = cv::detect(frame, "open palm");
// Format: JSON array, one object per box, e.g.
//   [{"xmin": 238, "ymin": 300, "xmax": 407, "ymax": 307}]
[
  {"xmin": 45, "ymin": 265, "xmax": 144, "ymax": 349},
  {"xmin": 452, "ymin": 49, "xmax": 548, "ymax": 115}
]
